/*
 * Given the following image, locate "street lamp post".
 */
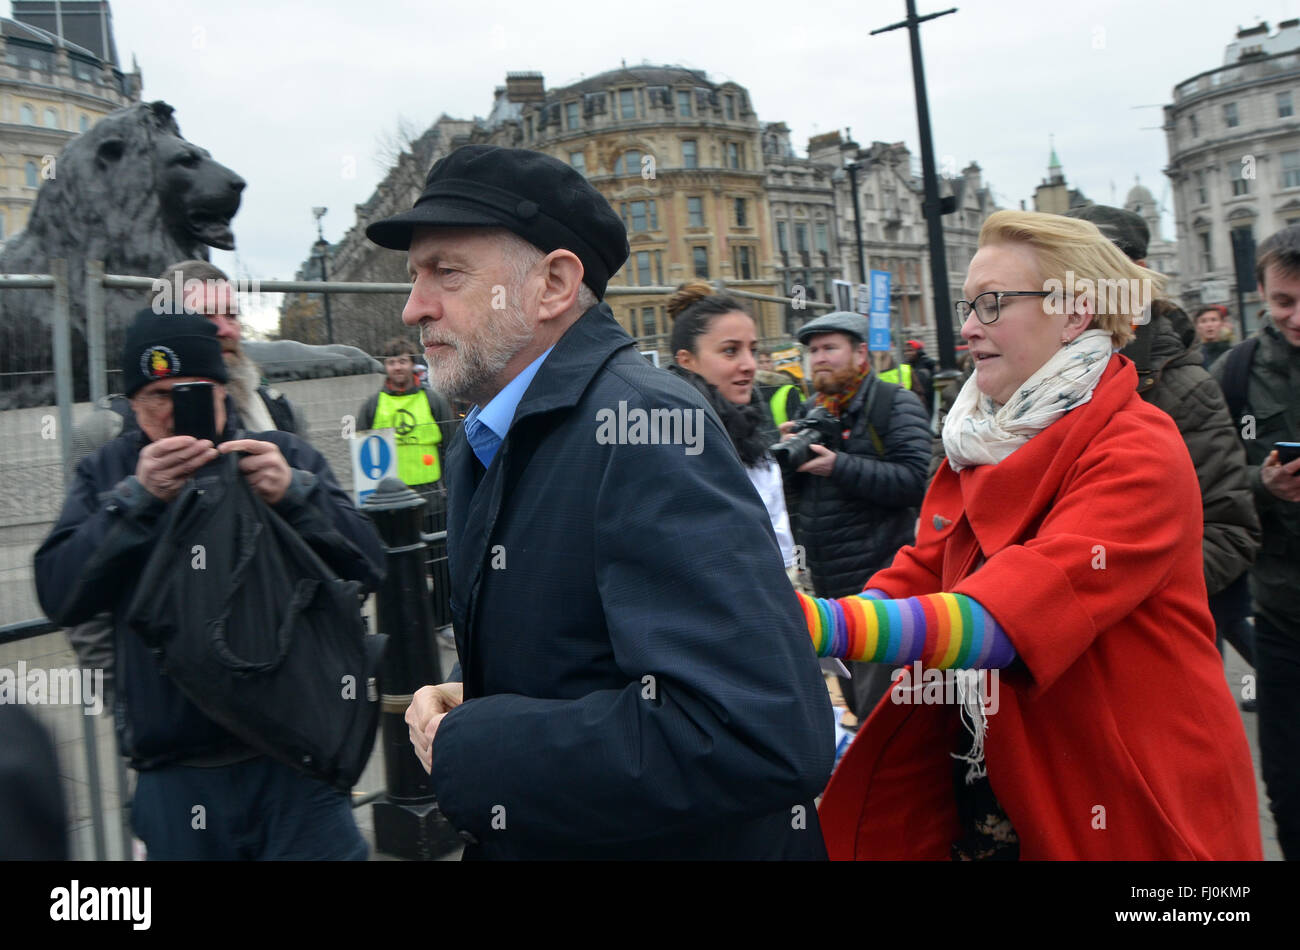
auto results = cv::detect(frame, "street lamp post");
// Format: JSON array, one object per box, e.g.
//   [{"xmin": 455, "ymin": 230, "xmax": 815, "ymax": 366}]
[
  {"xmin": 846, "ymin": 161, "xmax": 867, "ymax": 286},
  {"xmin": 312, "ymin": 206, "xmax": 334, "ymax": 344},
  {"xmin": 872, "ymin": 0, "xmax": 960, "ymax": 372}
]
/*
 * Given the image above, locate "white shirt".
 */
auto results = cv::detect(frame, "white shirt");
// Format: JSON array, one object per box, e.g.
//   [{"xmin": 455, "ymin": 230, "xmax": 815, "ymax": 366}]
[{"xmin": 746, "ymin": 457, "xmax": 797, "ymax": 568}]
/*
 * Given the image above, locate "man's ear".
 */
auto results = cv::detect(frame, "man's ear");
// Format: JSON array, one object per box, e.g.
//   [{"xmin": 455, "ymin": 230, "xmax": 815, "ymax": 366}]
[{"xmin": 536, "ymin": 250, "xmax": 585, "ymax": 322}]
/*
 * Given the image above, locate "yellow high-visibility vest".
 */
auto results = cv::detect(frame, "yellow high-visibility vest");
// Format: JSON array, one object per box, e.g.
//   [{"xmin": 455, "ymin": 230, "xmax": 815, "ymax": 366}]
[
  {"xmin": 373, "ymin": 389, "xmax": 442, "ymax": 485},
  {"xmin": 769, "ymin": 384, "xmax": 798, "ymax": 426},
  {"xmin": 878, "ymin": 363, "xmax": 914, "ymax": 391}
]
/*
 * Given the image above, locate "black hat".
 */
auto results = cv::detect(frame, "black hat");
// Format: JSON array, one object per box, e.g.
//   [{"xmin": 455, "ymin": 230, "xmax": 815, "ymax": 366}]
[
  {"xmin": 1065, "ymin": 204, "xmax": 1149, "ymax": 262},
  {"xmin": 120, "ymin": 309, "xmax": 227, "ymax": 397},
  {"xmin": 365, "ymin": 145, "xmax": 630, "ymax": 299},
  {"xmin": 796, "ymin": 311, "xmax": 871, "ymax": 345}
]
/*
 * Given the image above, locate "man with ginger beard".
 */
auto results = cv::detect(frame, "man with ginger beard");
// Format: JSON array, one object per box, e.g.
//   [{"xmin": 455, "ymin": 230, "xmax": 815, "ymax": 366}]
[{"xmin": 782, "ymin": 312, "xmax": 931, "ymax": 723}]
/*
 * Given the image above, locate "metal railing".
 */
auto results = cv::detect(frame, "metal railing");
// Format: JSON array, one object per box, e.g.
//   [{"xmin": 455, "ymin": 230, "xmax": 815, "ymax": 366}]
[{"xmin": 1, "ymin": 262, "xmax": 833, "ymax": 857}]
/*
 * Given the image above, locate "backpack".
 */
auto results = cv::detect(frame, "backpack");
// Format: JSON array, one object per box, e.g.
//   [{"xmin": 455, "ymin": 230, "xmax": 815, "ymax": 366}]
[
  {"xmin": 125, "ymin": 451, "xmax": 387, "ymax": 791},
  {"xmin": 860, "ymin": 377, "xmax": 901, "ymax": 457},
  {"xmin": 1219, "ymin": 336, "xmax": 1260, "ymax": 427}
]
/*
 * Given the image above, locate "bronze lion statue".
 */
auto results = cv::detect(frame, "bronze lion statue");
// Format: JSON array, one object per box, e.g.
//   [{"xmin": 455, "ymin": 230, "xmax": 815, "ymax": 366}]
[{"xmin": 0, "ymin": 101, "xmax": 244, "ymax": 408}]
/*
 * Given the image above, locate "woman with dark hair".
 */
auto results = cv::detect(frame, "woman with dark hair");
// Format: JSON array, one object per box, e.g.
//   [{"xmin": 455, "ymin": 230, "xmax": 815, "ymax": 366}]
[
  {"xmin": 667, "ymin": 281, "xmax": 796, "ymax": 571},
  {"xmin": 790, "ymin": 211, "xmax": 1261, "ymax": 860}
]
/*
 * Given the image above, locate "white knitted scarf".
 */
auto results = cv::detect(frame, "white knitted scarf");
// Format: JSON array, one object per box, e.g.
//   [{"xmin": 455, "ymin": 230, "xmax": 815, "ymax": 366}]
[{"xmin": 942, "ymin": 329, "xmax": 1114, "ymax": 472}]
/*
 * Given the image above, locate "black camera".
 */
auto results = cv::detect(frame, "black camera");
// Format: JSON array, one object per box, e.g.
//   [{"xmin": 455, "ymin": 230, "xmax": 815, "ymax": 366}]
[{"xmin": 770, "ymin": 405, "xmax": 841, "ymax": 475}]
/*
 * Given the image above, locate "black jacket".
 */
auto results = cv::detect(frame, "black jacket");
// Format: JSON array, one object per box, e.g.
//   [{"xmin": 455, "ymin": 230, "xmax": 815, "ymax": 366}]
[
  {"xmin": 431, "ymin": 303, "xmax": 834, "ymax": 859},
  {"xmin": 1211, "ymin": 323, "xmax": 1300, "ymax": 636},
  {"xmin": 1124, "ymin": 302, "xmax": 1260, "ymax": 600},
  {"xmin": 791, "ymin": 373, "xmax": 932, "ymax": 597},
  {"xmin": 34, "ymin": 419, "xmax": 385, "ymax": 770}
]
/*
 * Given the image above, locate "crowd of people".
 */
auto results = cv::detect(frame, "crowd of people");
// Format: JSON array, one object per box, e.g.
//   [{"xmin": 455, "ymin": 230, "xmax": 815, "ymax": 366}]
[{"xmin": 11, "ymin": 142, "xmax": 1298, "ymax": 862}]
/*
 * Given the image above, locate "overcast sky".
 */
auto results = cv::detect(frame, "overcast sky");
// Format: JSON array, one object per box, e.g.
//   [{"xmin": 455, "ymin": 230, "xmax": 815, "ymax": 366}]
[{"xmin": 48, "ymin": 0, "xmax": 1293, "ymax": 332}]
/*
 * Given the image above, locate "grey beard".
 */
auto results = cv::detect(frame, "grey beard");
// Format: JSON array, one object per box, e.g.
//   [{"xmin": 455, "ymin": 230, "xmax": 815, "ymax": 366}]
[
  {"xmin": 428, "ymin": 304, "xmax": 533, "ymax": 404},
  {"xmin": 223, "ymin": 351, "xmax": 262, "ymax": 418}
]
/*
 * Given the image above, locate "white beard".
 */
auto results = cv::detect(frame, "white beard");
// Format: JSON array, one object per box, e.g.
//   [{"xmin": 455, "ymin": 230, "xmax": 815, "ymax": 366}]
[{"xmin": 224, "ymin": 351, "xmax": 276, "ymax": 432}]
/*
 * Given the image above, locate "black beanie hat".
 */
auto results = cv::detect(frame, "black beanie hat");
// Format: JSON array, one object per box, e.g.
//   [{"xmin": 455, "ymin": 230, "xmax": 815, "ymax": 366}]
[{"xmin": 120, "ymin": 309, "xmax": 227, "ymax": 397}]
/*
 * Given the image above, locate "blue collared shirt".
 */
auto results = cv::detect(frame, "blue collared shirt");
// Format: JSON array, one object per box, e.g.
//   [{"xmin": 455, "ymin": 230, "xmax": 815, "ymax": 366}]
[{"xmin": 462, "ymin": 346, "xmax": 555, "ymax": 470}]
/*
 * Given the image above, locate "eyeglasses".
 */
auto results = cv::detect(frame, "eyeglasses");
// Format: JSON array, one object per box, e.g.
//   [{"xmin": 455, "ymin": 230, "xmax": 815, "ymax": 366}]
[{"xmin": 955, "ymin": 290, "xmax": 1054, "ymax": 326}]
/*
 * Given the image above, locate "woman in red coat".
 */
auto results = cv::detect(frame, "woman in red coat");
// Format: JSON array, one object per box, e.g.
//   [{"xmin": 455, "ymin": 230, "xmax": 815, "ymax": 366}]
[{"xmin": 796, "ymin": 210, "xmax": 1261, "ymax": 860}]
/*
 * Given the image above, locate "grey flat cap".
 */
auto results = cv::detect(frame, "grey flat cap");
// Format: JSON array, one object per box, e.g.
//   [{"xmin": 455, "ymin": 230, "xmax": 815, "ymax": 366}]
[{"xmin": 796, "ymin": 311, "xmax": 871, "ymax": 345}]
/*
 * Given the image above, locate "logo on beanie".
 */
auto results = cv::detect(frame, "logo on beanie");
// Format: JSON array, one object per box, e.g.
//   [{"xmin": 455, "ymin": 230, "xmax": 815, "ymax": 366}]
[{"xmin": 140, "ymin": 345, "xmax": 181, "ymax": 380}]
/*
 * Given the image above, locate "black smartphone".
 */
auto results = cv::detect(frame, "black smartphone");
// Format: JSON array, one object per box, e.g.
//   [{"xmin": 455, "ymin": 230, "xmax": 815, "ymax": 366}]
[
  {"xmin": 1275, "ymin": 442, "xmax": 1300, "ymax": 465},
  {"xmin": 171, "ymin": 381, "xmax": 216, "ymax": 442}
]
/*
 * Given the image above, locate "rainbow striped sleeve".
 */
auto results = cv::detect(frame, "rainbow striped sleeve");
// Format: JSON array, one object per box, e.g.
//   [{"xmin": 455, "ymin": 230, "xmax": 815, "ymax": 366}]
[{"xmin": 798, "ymin": 589, "xmax": 1016, "ymax": 669}]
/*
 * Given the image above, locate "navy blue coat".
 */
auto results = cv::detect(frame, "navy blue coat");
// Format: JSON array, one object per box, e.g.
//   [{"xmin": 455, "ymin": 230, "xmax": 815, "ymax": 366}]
[{"xmin": 431, "ymin": 303, "xmax": 835, "ymax": 859}]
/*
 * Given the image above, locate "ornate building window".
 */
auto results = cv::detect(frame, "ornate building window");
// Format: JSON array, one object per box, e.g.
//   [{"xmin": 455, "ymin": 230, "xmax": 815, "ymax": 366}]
[
  {"xmin": 1282, "ymin": 150, "xmax": 1300, "ymax": 189},
  {"xmin": 687, "ymin": 196, "xmax": 704, "ymax": 228},
  {"xmin": 693, "ymin": 246, "xmax": 709, "ymax": 278},
  {"xmin": 682, "ymin": 139, "xmax": 697, "ymax": 169},
  {"xmin": 1279, "ymin": 91, "xmax": 1294, "ymax": 119},
  {"xmin": 614, "ymin": 150, "xmax": 643, "ymax": 176},
  {"xmin": 20, "ymin": 104, "xmax": 35, "ymax": 125},
  {"xmin": 734, "ymin": 246, "xmax": 753, "ymax": 279}
]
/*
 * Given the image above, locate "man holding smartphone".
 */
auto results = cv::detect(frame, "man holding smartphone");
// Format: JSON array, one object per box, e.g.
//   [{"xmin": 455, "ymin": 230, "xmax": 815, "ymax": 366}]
[
  {"xmin": 66, "ymin": 261, "xmax": 306, "ymax": 706},
  {"xmin": 1212, "ymin": 223, "xmax": 1300, "ymax": 861},
  {"xmin": 35, "ymin": 311, "xmax": 385, "ymax": 860}
]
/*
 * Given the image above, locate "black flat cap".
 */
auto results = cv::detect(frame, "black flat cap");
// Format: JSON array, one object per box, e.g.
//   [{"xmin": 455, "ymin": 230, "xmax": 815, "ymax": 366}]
[
  {"xmin": 1065, "ymin": 204, "xmax": 1149, "ymax": 262},
  {"xmin": 366, "ymin": 145, "xmax": 630, "ymax": 299}
]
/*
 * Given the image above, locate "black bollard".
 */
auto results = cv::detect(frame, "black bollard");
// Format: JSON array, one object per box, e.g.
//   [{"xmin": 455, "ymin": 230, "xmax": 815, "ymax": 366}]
[
  {"xmin": 362, "ymin": 477, "xmax": 460, "ymax": 859},
  {"xmin": 422, "ymin": 484, "xmax": 453, "ymax": 630}
]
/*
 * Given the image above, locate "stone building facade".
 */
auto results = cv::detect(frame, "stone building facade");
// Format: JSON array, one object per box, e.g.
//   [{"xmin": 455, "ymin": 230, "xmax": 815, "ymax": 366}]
[
  {"xmin": 809, "ymin": 131, "xmax": 997, "ymax": 351},
  {"xmin": 467, "ymin": 67, "xmax": 780, "ymax": 354},
  {"xmin": 0, "ymin": 1, "xmax": 140, "ymax": 246},
  {"xmin": 763, "ymin": 122, "xmax": 840, "ymax": 340},
  {"xmin": 1164, "ymin": 19, "xmax": 1300, "ymax": 325}
]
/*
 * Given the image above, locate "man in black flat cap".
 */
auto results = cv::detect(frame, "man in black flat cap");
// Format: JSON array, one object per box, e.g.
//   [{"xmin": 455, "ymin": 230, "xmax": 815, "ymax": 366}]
[
  {"xmin": 34, "ymin": 311, "xmax": 384, "ymax": 860},
  {"xmin": 378, "ymin": 144, "xmax": 833, "ymax": 859}
]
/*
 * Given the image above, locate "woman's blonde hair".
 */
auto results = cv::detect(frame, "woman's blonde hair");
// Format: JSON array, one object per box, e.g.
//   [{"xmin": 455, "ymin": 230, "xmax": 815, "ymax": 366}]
[{"xmin": 978, "ymin": 210, "xmax": 1167, "ymax": 348}]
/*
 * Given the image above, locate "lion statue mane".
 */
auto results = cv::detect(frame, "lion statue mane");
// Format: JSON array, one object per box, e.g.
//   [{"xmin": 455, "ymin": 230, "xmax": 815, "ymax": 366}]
[{"xmin": 0, "ymin": 100, "xmax": 245, "ymax": 408}]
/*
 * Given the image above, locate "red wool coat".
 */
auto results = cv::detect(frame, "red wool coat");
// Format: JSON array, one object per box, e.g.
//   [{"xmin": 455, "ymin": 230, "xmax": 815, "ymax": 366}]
[{"xmin": 820, "ymin": 355, "xmax": 1262, "ymax": 860}]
